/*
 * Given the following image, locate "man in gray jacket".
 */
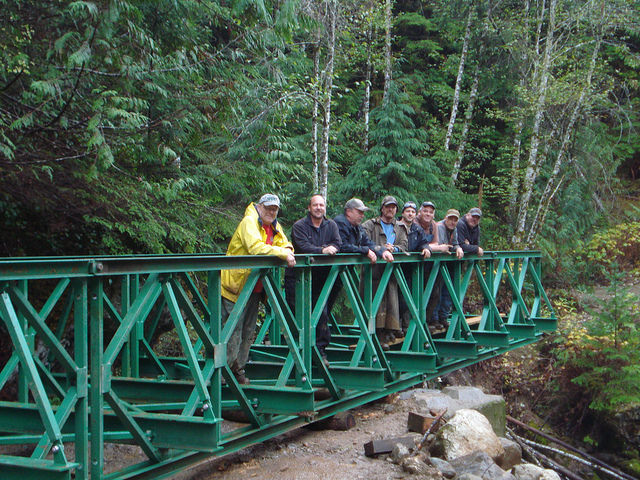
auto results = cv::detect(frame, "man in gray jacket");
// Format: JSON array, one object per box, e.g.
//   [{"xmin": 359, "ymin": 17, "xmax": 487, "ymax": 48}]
[{"xmin": 433, "ymin": 209, "xmax": 464, "ymax": 331}]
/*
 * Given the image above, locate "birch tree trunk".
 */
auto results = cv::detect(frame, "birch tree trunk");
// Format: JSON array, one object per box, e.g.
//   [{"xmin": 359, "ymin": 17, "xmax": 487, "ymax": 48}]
[
  {"xmin": 512, "ymin": 0, "xmax": 556, "ymax": 246},
  {"xmin": 363, "ymin": 24, "xmax": 372, "ymax": 153},
  {"xmin": 444, "ymin": 6, "xmax": 473, "ymax": 152},
  {"xmin": 508, "ymin": 118, "xmax": 524, "ymax": 218},
  {"xmin": 382, "ymin": 0, "xmax": 392, "ymax": 103},
  {"xmin": 508, "ymin": 1, "xmax": 534, "ymax": 218},
  {"xmin": 311, "ymin": 39, "xmax": 321, "ymax": 193},
  {"xmin": 451, "ymin": 64, "xmax": 479, "ymax": 184},
  {"xmin": 319, "ymin": 0, "xmax": 336, "ymax": 199},
  {"xmin": 452, "ymin": 3, "xmax": 493, "ymax": 184},
  {"xmin": 526, "ymin": 35, "xmax": 602, "ymax": 245}
]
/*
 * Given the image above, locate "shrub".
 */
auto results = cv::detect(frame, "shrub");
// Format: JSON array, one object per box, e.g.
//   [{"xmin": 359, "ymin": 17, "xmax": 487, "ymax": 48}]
[
  {"xmin": 574, "ymin": 222, "xmax": 640, "ymax": 281},
  {"xmin": 554, "ymin": 268, "xmax": 640, "ymax": 414}
]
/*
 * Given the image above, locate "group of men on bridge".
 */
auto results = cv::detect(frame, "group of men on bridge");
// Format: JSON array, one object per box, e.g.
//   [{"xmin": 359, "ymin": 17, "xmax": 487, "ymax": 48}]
[{"xmin": 220, "ymin": 193, "xmax": 482, "ymax": 385}]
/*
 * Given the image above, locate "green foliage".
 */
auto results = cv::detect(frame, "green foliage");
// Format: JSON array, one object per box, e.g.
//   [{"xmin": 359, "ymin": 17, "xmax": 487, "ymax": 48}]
[
  {"xmin": 339, "ymin": 82, "xmax": 442, "ymax": 203},
  {"xmin": 579, "ymin": 222, "xmax": 640, "ymax": 275},
  {"xmin": 555, "ymin": 269, "xmax": 640, "ymax": 414}
]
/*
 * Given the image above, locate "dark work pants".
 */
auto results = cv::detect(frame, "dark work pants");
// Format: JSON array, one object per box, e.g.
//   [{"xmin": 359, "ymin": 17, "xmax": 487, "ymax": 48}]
[
  {"xmin": 435, "ymin": 263, "xmax": 455, "ymax": 322},
  {"xmin": 399, "ymin": 263, "xmax": 441, "ymax": 326},
  {"xmin": 285, "ymin": 272, "xmax": 332, "ymax": 354}
]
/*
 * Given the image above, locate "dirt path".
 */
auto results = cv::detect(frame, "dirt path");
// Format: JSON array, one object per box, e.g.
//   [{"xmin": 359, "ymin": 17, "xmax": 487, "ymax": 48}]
[{"xmin": 174, "ymin": 392, "xmax": 422, "ymax": 480}]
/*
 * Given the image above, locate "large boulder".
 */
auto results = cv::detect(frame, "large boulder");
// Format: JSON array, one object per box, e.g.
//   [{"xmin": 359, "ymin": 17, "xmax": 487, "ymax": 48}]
[
  {"xmin": 406, "ymin": 386, "xmax": 506, "ymax": 436},
  {"xmin": 449, "ymin": 450, "xmax": 515, "ymax": 480},
  {"xmin": 512, "ymin": 463, "xmax": 562, "ymax": 480},
  {"xmin": 431, "ymin": 409, "xmax": 505, "ymax": 461},
  {"xmin": 496, "ymin": 437, "xmax": 522, "ymax": 470}
]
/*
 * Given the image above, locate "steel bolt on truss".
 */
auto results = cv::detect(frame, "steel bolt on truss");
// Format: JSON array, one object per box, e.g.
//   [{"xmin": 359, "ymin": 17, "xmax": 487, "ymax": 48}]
[{"xmin": 0, "ymin": 251, "xmax": 556, "ymax": 479}]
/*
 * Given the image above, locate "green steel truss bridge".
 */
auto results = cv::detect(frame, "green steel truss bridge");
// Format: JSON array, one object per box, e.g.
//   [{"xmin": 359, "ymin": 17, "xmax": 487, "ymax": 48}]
[{"xmin": 0, "ymin": 251, "xmax": 556, "ymax": 479}]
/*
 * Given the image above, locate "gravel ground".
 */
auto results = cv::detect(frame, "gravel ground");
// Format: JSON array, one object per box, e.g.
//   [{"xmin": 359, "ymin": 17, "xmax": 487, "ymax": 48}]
[{"xmin": 173, "ymin": 391, "xmax": 425, "ymax": 480}]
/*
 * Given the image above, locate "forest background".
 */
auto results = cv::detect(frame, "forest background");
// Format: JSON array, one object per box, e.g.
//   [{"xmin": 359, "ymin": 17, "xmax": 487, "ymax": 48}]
[{"xmin": 1, "ymin": 0, "xmax": 640, "ymax": 465}]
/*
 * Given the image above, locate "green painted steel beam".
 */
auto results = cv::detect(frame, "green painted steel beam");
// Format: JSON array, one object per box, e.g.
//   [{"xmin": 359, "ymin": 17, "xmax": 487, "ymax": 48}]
[
  {"xmin": 0, "ymin": 456, "xmax": 76, "ymax": 480},
  {"xmin": 0, "ymin": 250, "xmax": 555, "ymax": 480}
]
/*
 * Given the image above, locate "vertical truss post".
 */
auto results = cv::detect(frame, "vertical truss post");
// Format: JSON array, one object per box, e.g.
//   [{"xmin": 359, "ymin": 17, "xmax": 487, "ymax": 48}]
[
  {"xmin": 451, "ymin": 260, "xmax": 462, "ymax": 338},
  {"xmin": 89, "ymin": 277, "xmax": 104, "ymax": 479},
  {"xmin": 74, "ymin": 279, "xmax": 89, "ymax": 479},
  {"xmin": 295, "ymin": 267, "xmax": 312, "ymax": 372},
  {"xmin": 412, "ymin": 261, "xmax": 424, "ymax": 350},
  {"xmin": 208, "ymin": 270, "xmax": 222, "ymax": 441},
  {"xmin": 130, "ymin": 274, "xmax": 140, "ymax": 377},
  {"xmin": 121, "ymin": 275, "xmax": 131, "ymax": 377},
  {"xmin": 483, "ymin": 258, "xmax": 495, "ymax": 328},
  {"xmin": 17, "ymin": 280, "xmax": 29, "ymax": 402}
]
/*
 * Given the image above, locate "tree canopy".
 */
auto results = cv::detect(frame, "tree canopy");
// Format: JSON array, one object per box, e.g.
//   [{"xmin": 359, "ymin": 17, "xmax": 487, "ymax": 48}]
[{"xmin": 1, "ymin": 0, "xmax": 639, "ymax": 263}]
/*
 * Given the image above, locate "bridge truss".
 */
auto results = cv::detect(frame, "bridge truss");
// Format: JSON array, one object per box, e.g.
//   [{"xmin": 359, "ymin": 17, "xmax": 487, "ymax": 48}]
[{"xmin": 0, "ymin": 251, "xmax": 556, "ymax": 479}]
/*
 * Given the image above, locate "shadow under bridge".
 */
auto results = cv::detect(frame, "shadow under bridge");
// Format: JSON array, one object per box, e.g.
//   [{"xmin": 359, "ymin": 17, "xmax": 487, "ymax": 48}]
[{"xmin": 0, "ymin": 251, "xmax": 556, "ymax": 479}]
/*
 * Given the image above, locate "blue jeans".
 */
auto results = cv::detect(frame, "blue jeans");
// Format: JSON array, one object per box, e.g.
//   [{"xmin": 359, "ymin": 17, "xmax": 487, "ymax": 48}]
[{"xmin": 436, "ymin": 286, "xmax": 452, "ymax": 323}]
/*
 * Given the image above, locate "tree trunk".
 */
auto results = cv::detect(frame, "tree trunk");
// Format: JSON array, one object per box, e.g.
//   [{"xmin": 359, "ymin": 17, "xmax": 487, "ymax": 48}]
[
  {"xmin": 526, "ymin": 35, "xmax": 602, "ymax": 245},
  {"xmin": 451, "ymin": 63, "xmax": 479, "ymax": 184},
  {"xmin": 382, "ymin": 0, "xmax": 392, "ymax": 104},
  {"xmin": 363, "ymin": 24, "xmax": 372, "ymax": 153},
  {"xmin": 311, "ymin": 39, "xmax": 321, "ymax": 193},
  {"xmin": 444, "ymin": 6, "xmax": 473, "ymax": 152},
  {"xmin": 508, "ymin": 118, "xmax": 524, "ymax": 218},
  {"xmin": 512, "ymin": 0, "xmax": 556, "ymax": 247},
  {"xmin": 319, "ymin": 0, "xmax": 336, "ymax": 199}
]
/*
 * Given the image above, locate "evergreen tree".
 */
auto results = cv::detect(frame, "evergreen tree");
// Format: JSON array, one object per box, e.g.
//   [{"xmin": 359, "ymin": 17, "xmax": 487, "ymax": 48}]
[{"xmin": 340, "ymin": 82, "xmax": 440, "ymax": 203}]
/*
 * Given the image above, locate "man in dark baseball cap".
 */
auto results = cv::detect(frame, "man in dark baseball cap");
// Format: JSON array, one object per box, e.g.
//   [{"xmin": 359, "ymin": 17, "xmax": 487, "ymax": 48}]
[{"xmin": 457, "ymin": 208, "xmax": 484, "ymax": 256}]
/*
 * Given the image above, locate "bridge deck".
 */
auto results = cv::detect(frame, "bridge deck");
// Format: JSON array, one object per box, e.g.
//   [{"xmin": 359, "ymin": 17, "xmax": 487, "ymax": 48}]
[{"xmin": 0, "ymin": 251, "xmax": 556, "ymax": 479}]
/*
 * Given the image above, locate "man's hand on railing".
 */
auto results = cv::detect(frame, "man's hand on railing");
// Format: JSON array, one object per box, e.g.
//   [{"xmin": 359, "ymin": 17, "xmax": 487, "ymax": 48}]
[
  {"xmin": 322, "ymin": 245, "xmax": 338, "ymax": 255},
  {"xmin": 382, "ymin": 250, "xmax": 394, "ymax": 262},
  {"xmin": 366, "ymin": 249, "xmax": 377, "ymax": 263},
  {"xmin": 286, "ymin": 252, "xmax": 296, "ymax": 267},
  {"xmin": 421, "ymin": 248, "xmax": 431, "ymax": 259}
]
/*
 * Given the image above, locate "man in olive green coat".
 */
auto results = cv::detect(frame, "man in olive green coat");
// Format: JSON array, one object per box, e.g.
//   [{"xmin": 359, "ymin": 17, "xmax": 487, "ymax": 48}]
[{"xmin": 362, "ymin": 195, "xmax": 408, "ymax": 349}]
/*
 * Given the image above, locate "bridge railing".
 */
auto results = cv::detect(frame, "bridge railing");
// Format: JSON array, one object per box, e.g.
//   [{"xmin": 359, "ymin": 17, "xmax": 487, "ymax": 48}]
[{"xmin": 0, "ymin": 251, "xmax": 556, "ymax": 480}]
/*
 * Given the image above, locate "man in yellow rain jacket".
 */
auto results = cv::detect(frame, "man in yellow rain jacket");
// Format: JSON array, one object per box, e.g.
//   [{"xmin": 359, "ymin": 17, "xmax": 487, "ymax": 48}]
[{"xmin": 221, "ymin": 194, "xmax": 295, "ymax": 384}]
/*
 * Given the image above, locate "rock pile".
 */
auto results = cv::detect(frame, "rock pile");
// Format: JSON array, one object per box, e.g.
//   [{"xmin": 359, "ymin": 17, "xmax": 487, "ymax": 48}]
[{"xmin": 371, "ymin": 386, "xmax": 562, "ymax": 480}]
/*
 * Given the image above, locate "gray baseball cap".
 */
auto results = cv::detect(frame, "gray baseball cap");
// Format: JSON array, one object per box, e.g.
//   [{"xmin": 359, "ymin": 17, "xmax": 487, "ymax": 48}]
[
  {"xmin": 344, "ymin": 198, "xmax": 369, "ymax": 212},
  {"xmin": 469, "ymin": 207, "xmax": 482, "ymax": 217},
  {"xmin": 421, "ymin": 201, "xmax": 436, "ymax": 209},
  {"xmin": 258, "ymin": 193, "xmax": 280, "ymax": 207}
]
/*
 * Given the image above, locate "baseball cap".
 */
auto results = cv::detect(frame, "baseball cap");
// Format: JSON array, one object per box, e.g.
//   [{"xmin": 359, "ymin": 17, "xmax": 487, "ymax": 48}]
[
  {"xmin": 258, "ymin": 193, "xmax": 280, "ymax": 207},
  {"xmin": 381, "ymin": 195, "xmax": 399, "ymax": 208},
  {"xmin": 402, "ymin": 201, "xmax": 417, "ymax": 212},
  {"xmin": 469, "ymin": 207, "xmax": 482, "ymax": 217},
  {"xmin": 344, "ymin": 198, "xmax": 369, "ymax": 212},
  {"xmin": 445, "ymin": 208, "xmax": 460, "ymax": 219},
  {"xmin": 421, "ymin": 201, "xmax": 436, "ymax": 209}
]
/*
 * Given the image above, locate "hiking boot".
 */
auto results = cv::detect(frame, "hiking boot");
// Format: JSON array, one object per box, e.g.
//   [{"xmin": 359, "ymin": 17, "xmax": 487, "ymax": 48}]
[
  {"xmin": 233, "ymin": 368, "xmax": 250, "ymax": 385},
  {"xmin": 321, "ymin": 353, "xmax": 330, "ymax": 367},
  {"xmin": 428, "ymin": 324, "xmax": 438, "ymax": 334},
  {"xmin": 376, "ymin": 329, "xmax": 391, "ymax": 350}
]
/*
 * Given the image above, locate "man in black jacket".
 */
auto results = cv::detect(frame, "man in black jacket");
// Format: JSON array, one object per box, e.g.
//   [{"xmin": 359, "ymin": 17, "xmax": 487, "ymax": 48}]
[
  {"xmin": 333, "ymin": 198, "xmax": 392, "ymax": 263},
  {"xmin": 328, "ymin": 198, "xmax": 393, "ymax": 342},
  {"xmin": 285, "ymin": 195, "xmax": 341, "ymax": 365},
  {"xmin": 457, "ymin": 207, "xmax": 484, "ymax": 256}
]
